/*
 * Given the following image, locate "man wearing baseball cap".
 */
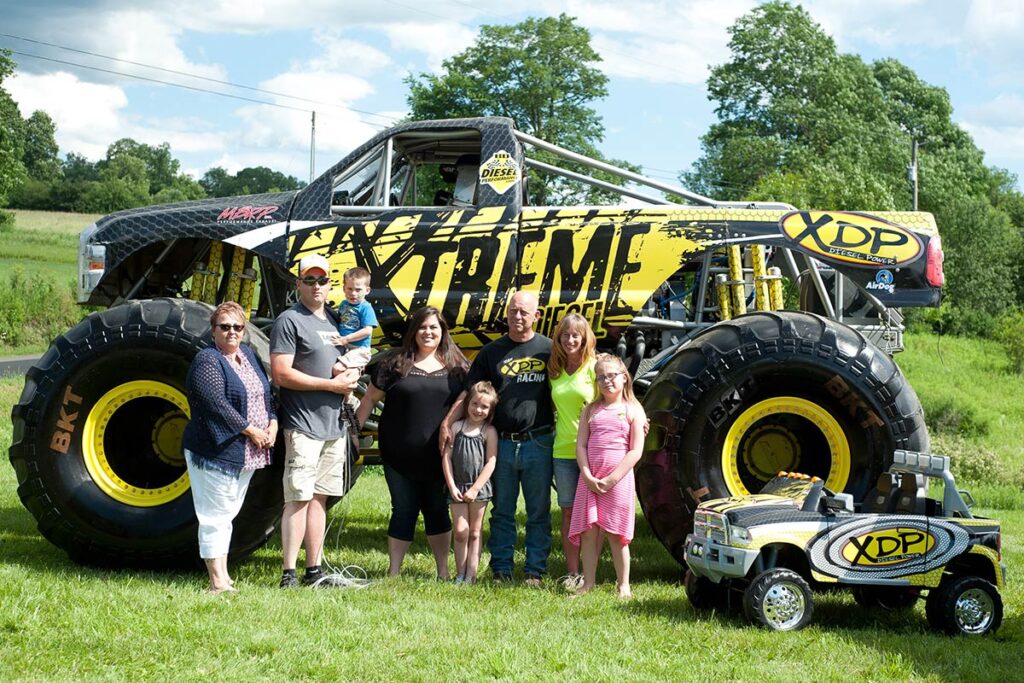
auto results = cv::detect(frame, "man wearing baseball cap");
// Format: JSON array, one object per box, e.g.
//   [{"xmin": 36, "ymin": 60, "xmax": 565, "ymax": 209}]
[{"xmin": 270, "ymin": 253, "xmax": 357, "ymax": 588}]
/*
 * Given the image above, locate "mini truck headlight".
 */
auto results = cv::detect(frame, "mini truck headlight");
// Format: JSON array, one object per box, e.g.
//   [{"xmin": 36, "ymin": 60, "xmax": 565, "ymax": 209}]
[{"xmin": 729, "ymin": 525, "xmax": 751, "ymax": 543}]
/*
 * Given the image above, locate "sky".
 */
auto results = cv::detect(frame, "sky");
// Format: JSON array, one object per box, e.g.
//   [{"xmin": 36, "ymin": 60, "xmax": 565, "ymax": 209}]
[{"xmin": 2, "ymin": 0, "xmax": 1024, "ymax": 199}]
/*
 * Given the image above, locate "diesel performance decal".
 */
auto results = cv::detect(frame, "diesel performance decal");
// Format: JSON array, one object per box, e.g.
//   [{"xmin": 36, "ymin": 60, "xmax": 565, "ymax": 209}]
[
  {"xmin": 216, "ymin": 205, "xmax": 281, "ymax": 224},
  {"xmin": 479, "ymin": 151, "xmax": 520, "ymax": 194},
  {"xmin": 808, "ymin": 516, "xmax": 971, "ymax": 580},
  {"xmin": 780, "ymin": 211, "xmax": 924, "ymax": 267}
]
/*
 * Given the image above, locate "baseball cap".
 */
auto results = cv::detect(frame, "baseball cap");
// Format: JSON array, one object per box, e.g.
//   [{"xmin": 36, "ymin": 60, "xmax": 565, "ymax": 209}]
[{"xmin": 298, "ymin": 254, "xmax": 330, "ymax": 276}]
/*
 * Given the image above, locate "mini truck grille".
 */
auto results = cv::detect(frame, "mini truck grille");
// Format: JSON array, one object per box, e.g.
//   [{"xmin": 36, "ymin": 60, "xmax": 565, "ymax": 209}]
[{"xmin": 693, "ymin": 510, "xmax": 728, "ymax": 544}]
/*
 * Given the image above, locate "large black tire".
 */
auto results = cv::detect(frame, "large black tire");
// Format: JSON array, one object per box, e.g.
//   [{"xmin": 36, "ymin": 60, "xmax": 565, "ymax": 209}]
[
  {"xmin": 637, "ymin": 311, "xmax": 928, "ymax": 566},
  {"xmin": 8, "ymin": 298, "xmax": 283, "ymax": 567}
]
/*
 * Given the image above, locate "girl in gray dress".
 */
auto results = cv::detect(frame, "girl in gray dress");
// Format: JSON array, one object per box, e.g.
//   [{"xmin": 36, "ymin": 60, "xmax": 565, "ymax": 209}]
[{"xmin": 442, "ymin": 381, "xmax": 499, "ymax": 584}]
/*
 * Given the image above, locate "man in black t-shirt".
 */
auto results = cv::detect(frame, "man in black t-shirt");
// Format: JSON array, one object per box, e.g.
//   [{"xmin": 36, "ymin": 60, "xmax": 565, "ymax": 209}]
[{"xmin": 442, "ymin": 291, "xmax": 553, "ymax": 584}]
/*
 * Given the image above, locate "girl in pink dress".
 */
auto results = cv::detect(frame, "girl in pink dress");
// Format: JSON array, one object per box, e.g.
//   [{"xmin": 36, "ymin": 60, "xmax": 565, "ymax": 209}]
[{"xmin": 568, "ymin": 354, "xmax": 647, "ymax": 599}]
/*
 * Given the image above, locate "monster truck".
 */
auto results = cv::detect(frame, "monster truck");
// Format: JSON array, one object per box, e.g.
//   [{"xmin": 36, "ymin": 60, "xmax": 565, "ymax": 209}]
[
  {"xmin": 683, "ymin": 449, "xmax": 1005, "ymax": 635},
  {"xmin": 8, "ymin": 116, "xmax": 943, "ymax": 567}
]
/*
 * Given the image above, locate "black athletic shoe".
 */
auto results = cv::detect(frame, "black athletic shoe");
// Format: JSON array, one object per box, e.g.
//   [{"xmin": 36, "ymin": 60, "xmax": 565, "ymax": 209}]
[
  {"xmin": 302, "ymin": 570, "xmax": 324, "ymax": 587},
  {"xmin": 279, "ymin": 572, "xmax": 299, "ymax": 588}
]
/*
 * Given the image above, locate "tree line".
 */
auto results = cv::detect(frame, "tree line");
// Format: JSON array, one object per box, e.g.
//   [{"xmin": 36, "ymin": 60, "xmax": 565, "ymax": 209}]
[
  {"xmin": 2, "ymin": 3, "xmax": 1023, "ymax": 339},
  {"xmin": 0, "ymin": 52, "xmax": 303, "ymax": 214}
]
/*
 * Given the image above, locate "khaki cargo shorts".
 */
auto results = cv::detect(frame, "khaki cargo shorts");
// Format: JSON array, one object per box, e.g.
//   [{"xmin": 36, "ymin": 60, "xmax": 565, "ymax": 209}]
[{"xmin": 282, "ymin": 429, "xmax": 348, "ymax": 502}]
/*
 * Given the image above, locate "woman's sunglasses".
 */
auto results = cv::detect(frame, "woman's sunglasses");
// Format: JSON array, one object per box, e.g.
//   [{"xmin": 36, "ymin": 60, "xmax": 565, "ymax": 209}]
[{"xmin": 216, "ymin": 323, "xmax": 245, "ymax": 332}]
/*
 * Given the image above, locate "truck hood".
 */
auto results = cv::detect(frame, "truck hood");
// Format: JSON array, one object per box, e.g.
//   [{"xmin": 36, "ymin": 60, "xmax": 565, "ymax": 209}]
[{"xmin": 86, "ymin": 190, "xmax": 299, "ymax": 272}]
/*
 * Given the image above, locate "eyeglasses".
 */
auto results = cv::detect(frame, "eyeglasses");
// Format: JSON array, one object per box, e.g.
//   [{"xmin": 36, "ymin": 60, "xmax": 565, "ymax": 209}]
[
  {"xmin": 300, "ymin": 276, "xmax": 331, "ymax": 286},
  {"xmin": 596, "ymin": 372, "xmax": 624, "ymax": 383},
  {"xmin": 216, "ymin": 323, "xmax": 245, "ymax": 332}
]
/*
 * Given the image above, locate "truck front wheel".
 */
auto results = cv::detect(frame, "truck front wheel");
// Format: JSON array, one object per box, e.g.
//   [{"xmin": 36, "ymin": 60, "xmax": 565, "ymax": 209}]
[
  {"xmin": 744, "ymin": 568, "xmax": 814, "ymax": 631},
  {"xmin": 8, "ymin": 298, "xmax": 283, "ymax": 567}
]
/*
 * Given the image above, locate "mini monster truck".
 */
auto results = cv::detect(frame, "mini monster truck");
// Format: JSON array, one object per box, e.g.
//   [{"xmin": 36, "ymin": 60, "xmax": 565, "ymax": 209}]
[
  {"xmin": 9, "ymin": 116, "xmax": 943, "ymax": 567},
  {"xmin": 684, "ymin": 449, "xmax": 1005, "ymax": 635}
]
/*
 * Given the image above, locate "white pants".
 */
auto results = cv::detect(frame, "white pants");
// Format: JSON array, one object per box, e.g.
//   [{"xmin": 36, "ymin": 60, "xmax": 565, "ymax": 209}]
[{"xmin": 184, "ymin": 450, "xmax": 255, "ymax": 559}]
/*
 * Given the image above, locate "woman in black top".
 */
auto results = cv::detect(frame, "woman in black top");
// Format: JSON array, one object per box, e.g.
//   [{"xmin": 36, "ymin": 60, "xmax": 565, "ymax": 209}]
[{"xmin": 356, "ymin": 306, "xmax": 468, "ymax": 578}]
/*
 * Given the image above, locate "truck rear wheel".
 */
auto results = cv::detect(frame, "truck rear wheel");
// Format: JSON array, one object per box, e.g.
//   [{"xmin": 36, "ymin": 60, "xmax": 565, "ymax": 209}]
[
  {"xmin": 8, "ymin": 298, "xmax": 283, "ymax": 567},
  {"xmin": 637, "ymin": 311, "xmax": 928, "ymax": 566}
]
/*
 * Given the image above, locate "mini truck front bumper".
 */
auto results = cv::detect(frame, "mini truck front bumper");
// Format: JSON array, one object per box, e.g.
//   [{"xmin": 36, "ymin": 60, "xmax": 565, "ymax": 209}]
[{"xmin": 684, "ymin": 533, "xmax": 760, "ymax": 582}]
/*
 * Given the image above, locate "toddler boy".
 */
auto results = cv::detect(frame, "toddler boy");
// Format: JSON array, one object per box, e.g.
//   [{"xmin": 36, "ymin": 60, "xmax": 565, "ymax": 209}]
[{"xmin": 331, "ymin": 267, "xmax": 378, "ymax": 431}]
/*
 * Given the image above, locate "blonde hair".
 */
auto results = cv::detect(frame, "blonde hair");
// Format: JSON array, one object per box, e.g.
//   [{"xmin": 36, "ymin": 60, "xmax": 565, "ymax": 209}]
[
  {"xmin": 460, "ymin": 381, "xmax": 499, "ymax": 424},
  {"xmin": 590, "ymin": 353, "xmax": 639, "ymax": 407},
  {"xmin": 343, "ymin": 266, "xmax": 371, "ymax": 286},
  {"xmin": 209, "ymin": 301, "xmax": 247, "ymax": 328},
  {"xmin": 547, "ymin": 313, "xmax": 597, "ymax": 379}
]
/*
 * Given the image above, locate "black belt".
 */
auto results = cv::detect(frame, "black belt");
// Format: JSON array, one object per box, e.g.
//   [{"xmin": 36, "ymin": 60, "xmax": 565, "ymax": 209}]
[{"xmin": 499, "ymin": 425, "xmax": 554, "ymax": 443}]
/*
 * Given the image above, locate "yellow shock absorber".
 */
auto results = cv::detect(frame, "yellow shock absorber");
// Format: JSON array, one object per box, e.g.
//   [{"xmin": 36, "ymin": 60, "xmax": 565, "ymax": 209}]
[
  {"xmin": 750, "ymin": 244, "xmax": 770, "ymax": 312},
  {"xmin": 225, "ymin": 246, "xmax": 247, "ymax": 304},
  {"xmin": 767, "ymin": 266, "xmax": 785, "ymax": 310},
  {"xmin": 727, "ymin": 245, "xmax": 747, "ymax": 316},
  {"xmin": 190, "ymin": 265, "xmax": 209, "ymax": 302},
  {"xmin": 202, "ymin": 242, "xmax": 223, "ymax": 305},
  {"xmin": 239, "ymin": 267, "xmax": 258, "ymax": 318},
  {"xmin": 715, "ymin": 273, "xmax": 732, "ymax": 321}
]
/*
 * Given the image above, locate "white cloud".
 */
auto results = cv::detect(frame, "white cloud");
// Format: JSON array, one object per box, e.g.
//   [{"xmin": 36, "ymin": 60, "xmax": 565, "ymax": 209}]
[
  {"xmin": 309, "ymin": 33, "xmax": 393, "ymax": 75},
  {"xmin": 6, "ymin": 70, "xmax": 128, "ymax": 160},
  {"xmin": 566, "ymin": 0, "xmax": 754, "ymax": 85},
  {"xmin": 376, "ymin": 21, "xmax": 478, "ymax": 72}
]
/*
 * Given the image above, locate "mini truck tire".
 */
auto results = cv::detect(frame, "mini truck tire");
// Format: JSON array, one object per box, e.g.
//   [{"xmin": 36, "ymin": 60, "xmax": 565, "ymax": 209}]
[
  {"xmin": 744, "ymin": 568, "xmax": 815, "ymax": 631},
  {"xmin": 637, "ymin": 311, "xmax": 929, "ymax": 566},
  {"xmin": 8, "ymin": 298, "xmax": 283, "ymax": 567}
]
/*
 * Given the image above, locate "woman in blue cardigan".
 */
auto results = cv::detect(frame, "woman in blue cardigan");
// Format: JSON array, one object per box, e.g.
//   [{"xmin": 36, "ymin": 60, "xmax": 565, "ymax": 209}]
[{"xmin": 183, "ymin": 301, "xmax": 277, "ymax": 593}]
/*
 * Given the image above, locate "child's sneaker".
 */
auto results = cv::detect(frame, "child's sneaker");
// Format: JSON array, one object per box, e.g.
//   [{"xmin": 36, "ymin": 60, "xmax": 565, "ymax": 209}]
[{"xmin": 560, "ymin": 574, "xmax": 584, "ymax": 592}]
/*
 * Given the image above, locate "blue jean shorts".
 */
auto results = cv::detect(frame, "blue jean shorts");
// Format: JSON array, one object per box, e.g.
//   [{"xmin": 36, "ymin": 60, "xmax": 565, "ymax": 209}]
[{"xmin": 552, "ymin": 457, "xmax": 580, "ymax": 508}]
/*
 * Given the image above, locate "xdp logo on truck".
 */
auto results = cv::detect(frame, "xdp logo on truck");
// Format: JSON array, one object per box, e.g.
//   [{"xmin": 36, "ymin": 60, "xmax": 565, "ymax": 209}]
[
  {"xmin": 780, "ymin": 211, "xmax": 923, "ymax": 267},
  {"xmin": 841, "ymin": 527, "xmax": 936, "ymax": 566}
]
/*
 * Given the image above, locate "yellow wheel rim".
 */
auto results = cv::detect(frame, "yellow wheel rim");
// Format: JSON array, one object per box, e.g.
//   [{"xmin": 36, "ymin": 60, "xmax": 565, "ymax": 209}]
[
  {"xmin": 81, "ymin": 380, "xmax": 191, "ymax": 507},
  {"xmin": 721, "ymin": 396, "xmax": 850, "ymax": 496}
]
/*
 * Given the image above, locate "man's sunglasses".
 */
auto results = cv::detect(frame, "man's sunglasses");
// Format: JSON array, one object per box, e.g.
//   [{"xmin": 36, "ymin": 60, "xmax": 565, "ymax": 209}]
[
  {"xmin": 216, "ymin": 323, "xmax": 245, "ymax": 332},
  {"xmin": 300, "ymin": 276, "xmax": 331, "ymax": 286}
]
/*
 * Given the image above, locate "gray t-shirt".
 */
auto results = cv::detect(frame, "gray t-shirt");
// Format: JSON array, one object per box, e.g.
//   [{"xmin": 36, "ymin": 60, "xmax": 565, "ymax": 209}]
[{"xmin": 269, "ymin": 303, "xmax": 345, "ymax": 440}]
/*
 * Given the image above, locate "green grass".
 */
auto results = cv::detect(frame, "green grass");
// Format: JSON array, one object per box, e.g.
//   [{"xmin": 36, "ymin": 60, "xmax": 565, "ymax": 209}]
[
  {"xmin": 0, "ymin": 209, "xmax": 99, "ymax": 283},
  {"xmin": 900, "ymin": 332, "xmax": 1024, "ymax": 475},
  {"xmin": 1, "ymin": 374, "xmax": 1022, "ymax": 681}
]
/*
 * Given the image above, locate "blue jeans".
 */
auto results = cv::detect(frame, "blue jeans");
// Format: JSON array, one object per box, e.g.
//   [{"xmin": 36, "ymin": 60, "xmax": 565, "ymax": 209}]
[{"xmin": 487, "ymin": 432, "xmax": 554, "ymax": 576}]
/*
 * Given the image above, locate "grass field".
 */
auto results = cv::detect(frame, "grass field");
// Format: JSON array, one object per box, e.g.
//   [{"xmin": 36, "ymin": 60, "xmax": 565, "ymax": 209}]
[
  {"xmin": 0, "ymin": 209, "xmax": 99, "ymax": 284},
  {"xmin": 1, "ymin": 370, "xmax": 1022, "ymax": 681},
  {"xmin": 1, "ymin": 210, "xmax": 1022, "ymax": 679}
]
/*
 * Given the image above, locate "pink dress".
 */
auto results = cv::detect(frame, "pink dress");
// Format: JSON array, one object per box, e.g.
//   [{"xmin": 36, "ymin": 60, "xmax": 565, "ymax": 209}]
[{"xmin": 568, "ymin": 402, "xmax": 637, "ymax": 546}]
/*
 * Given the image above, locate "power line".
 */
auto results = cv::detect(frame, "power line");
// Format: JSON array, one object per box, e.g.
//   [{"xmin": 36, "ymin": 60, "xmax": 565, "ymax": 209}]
[
  {"xmin": 0, "ymin": 33, "xmax": 399, "ymax": 125},
  {"xmin": 7, "ymin": 49, "xmax": 313, "ymax": 113}
]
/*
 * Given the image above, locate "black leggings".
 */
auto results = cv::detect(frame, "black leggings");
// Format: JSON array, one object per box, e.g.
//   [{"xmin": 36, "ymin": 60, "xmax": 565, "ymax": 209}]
[{"xmin": 382, "ymin": 463, "xmax": 452, "ymax": 541}]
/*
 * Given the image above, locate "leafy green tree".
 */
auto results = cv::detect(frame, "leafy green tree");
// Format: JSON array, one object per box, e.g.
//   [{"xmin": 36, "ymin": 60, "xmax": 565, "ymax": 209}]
[
  {"xmin": 199, "ymin": 167, "xmax": 232, "ymax": 197},
  {"xmin": 199, "ymin": 165, "xmax": 302, "ymax": 197},
  {"xmin": 406, "ymin": 13, "xmax": 633, "ymax": 204},
  {"xmin": 689, "ymin": 0, "xmax": 1022, "ymax": 334},
  {"xmin": 102, "ymin": 139, "xmax": 179, "ymax": 195},
  {"xmin": 22, "ymin": 111, "xmax": 61, "ymax": 182},
  {"xmin": 0, "ymin": 50, "xmax": 27, "ymax": 206}
]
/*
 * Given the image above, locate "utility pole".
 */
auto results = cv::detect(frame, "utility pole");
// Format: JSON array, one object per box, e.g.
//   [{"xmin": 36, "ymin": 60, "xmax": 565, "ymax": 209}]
[
  {"xmin": 310, "ymin": 110, "xmax": 316, "ymax": 183},
  {"xmin": 908, "ymin": 138, "xmax": 919, "ymax": 211}
]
